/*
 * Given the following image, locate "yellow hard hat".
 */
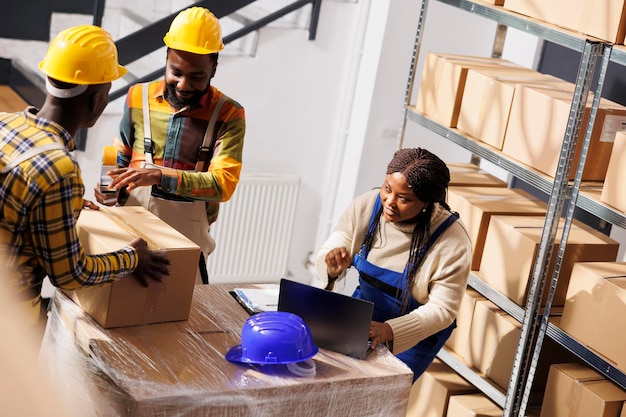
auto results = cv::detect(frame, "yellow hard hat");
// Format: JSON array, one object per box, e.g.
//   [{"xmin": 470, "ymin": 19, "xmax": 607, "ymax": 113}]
[
  {"xmin": 39, "ymin": 25, "xmax": 127, "ymax": 85},
  {"xmin": 163, "ymin": 7, "xmax": 224, "ymax": 55}
]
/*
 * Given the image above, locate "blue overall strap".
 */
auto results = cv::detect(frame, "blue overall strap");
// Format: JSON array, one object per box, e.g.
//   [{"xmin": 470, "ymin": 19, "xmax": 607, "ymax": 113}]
[
  {"xmin": 358, "ymin": 193, "xmax": 383, "ymax": 258},
  {"xmin": 416, "ymin": 211, "xmax": 459, "ymax": 259}
]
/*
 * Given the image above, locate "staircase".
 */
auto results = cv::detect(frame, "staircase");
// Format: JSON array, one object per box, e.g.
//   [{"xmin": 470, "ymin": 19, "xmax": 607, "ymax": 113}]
[{"xmin": 0, "ymin": 0, "xmax": 323, "ymax": 123}]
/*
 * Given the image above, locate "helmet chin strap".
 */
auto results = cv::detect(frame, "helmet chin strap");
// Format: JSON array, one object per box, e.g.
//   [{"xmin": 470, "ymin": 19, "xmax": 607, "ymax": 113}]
[{"xmin": 46, "ymin": 78, "xmax": 88, "ymax": 98}]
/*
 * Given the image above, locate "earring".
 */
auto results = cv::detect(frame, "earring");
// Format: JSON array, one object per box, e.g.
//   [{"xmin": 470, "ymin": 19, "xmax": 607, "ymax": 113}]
[{"xmin": 422, "ymin": 206, "xmax": 427, "ymax": 213}]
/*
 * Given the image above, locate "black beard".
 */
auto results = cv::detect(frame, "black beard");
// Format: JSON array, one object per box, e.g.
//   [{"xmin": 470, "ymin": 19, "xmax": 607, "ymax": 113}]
[{"xmin": 164, "ymin": 82, "xmax": 208, "ymax": 110}]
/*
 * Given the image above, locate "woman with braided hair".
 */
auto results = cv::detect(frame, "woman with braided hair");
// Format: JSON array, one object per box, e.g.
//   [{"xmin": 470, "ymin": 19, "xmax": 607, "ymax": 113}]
[{"xmin": 315, "ymin": 147, "xmax": 471, "ymax": 381}]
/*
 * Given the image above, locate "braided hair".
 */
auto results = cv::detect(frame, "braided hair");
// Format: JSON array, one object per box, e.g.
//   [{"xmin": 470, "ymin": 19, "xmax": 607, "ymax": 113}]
[{"xmin": 363, "ymin": 148, "xmax": 451, "ymax": 314}]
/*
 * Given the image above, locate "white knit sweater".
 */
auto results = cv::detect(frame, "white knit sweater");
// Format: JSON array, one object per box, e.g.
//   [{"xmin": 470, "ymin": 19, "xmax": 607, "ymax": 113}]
[{"xmin": 316, "ymin": 189, "xmax": 472, "ymax": 354}]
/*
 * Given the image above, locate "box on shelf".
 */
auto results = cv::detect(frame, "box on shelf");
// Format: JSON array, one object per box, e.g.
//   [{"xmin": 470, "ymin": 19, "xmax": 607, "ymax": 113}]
[
  {"xmin": 446, "ymin": 186, "xmax": 547, "ymax": 270},
  {"xmin": 467, "ymin": 299, "xmax": 521, "ymax": 390},
  {"xmin": 466, "ymin": 299, "xmax": 577, "ymax": 392},
  {"xmin": 560, "ymin": 262, "xmax": 626, "ymax": 372},
  {"xmin": 445, "ymin": 393, "xmax": 502, "ymax": 417},
  {"xmin": 407, "ymin": 358, "xmax": 477, "ymax": 417},
  {"xmin": 502, "ymin": 83, "xmax": 626, "ymax": 181},
  {"xmin": 66, "ymin": 206, "xmax": 201, "ymax": 328},
  {"xmin": 539, "ymin": 363, "xmax": 626, "ymax": 417},
  {"xmin": 457, "ymin": 67, "xmax": 567, "ymax": 150},
  {"xmin": 601, "ymin": 130, "xmax": 626, "ymax": 212},
  {"xmin": 447, "ymin": 162, "xmax": 508, "ymax": 188},
  {"xmin": 415, "ymin": 52, "xmax": 523, "ymax": 127},
  {"xmin": 444, "ymin": 288, "xmax": 486, "ymax": 360},
  {"xmin": 42, "ymin": 286, "xmax": 413, "ymax": 417},
  {"xmin": 477, "ymin": 215, "xmax": 619, "ymax": 307}
]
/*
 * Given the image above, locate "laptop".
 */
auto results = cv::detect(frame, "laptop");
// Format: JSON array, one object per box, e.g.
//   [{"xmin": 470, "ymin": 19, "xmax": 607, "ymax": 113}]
[{"xmin": 277, "ymin": 278, "xmax": 374, "ymax": 360}]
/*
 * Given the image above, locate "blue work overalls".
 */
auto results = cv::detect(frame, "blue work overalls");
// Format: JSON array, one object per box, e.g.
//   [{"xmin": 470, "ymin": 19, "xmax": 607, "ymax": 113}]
[{"xmin": 352, "ymin": 195, "xmax": 458, "ymax": 382}]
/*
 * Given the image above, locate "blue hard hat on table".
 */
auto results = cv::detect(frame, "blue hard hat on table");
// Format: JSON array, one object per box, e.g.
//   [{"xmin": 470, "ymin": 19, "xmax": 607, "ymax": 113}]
[{"xmin": 226, "ymin": 311, "xmax": 318, "ymax": 364}]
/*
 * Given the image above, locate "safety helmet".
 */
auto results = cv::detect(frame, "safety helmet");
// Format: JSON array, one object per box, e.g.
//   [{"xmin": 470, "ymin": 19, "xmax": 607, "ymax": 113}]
[
  {"xmin": 39, "ymin": 25, "xmax": 127, "ymax": 85},
  {"xmin": 163, "ymin": 7, "xmax": 224, "ymax": 55},
  {"xmin": 226, "ymin": 311, "xmax": 318, "ymax": 364}
]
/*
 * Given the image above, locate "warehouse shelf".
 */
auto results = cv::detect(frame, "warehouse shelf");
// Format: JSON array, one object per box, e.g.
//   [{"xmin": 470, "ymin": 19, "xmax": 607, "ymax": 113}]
[
  {"xmin": 402, "ymin": 0, "xmax": 625, "ymax": 415},
  {"xmin": 468, "ymin": 274, "xmax": 525, "ymax": 323},
  {"xmin": 407, "ymin": 109, "xmax": 626, "ymax": 229},
  {"xmin": 546, "ymin": 320, "xmax": 626, "ymax": 388},
  {"xmin": 436, "ymin": 348, "xmax": 507, "ymax": 408},
  {"xmin": 435, "ymin": 0, "xmax": 601, "ymax": 52}
]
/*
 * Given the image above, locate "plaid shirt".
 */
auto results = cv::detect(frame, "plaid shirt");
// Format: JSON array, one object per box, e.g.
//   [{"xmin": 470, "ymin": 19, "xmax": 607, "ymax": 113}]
[
  {"xmin": 0, "ymin": 108, "xmax": 137, "ymax": 300},
  {"xmin": 117, "ymin": 81, "xmax": 246, "ymax": 224}
]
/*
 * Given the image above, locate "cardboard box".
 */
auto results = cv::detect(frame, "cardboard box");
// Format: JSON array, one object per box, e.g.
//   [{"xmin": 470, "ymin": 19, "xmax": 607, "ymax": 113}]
[
  {"xmin": 457, "ymin": 68, "xmax": 566, "ymax": 150},
  {"xmin": 601, "ymin": 131, "xmax": 626, "ymax": 212},
  {"xmin": 467, "ymin": 299, "xmax": 577, "ymax": 391},
  {"xmin": 446, "ymin": 393, "xmax": 502, "ymax": 417},
  {"xmin": 447, "ymin": 162, "xmax": 508, "ymax": 188},
  {"xmin": 66, "ymin": 206, "xmax": 201, "ymax": 328},
  {"xmin": 478, "ymin": 215, "xmax": 619, "ymax": 307},
  {"xmin": 540, "ymin": 363, "xmax": 626, "ymax": 417},
  {"xmin": 445, "ymin": 288, "xmax": 486, "ymax": 360},
  {"xmin": 446, "ymin": 186, "xmax": 547, "ymax": 270},
  {"xmin": 560, "ymin": 262, "xmax": 626, "ymax": 371},
  {"xmin": 503, "ymin": 0, "xmax": 556, "ymax": 23},
  {"xmin": 415, "ymin": 53, "xmax": 522, "ymax": 127},
  {"xmin": 43, "ymin": 286, "xmax": 413, "ymax": 417},
  {"xmin": 468, "ymin": 299, "xmax": 521, "ymax": 390},
  {"xmin": 502, "ymin": 83, "xmax": 626, "ymax": 181},
  {"xmin": 407, "ymin": 358, "xmax": 477, "ymax": 417}
]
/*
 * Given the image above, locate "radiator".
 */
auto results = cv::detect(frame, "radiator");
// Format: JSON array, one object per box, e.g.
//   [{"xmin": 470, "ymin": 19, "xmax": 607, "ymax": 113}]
[{"xmin": 207, "ymin": 174, "xmax": 301, "ymax": 284}]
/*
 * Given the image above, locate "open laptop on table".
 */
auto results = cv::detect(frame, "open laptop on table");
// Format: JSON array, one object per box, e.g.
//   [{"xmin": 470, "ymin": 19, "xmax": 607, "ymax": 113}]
[{"xmin": 277, "ymin": 278, "xmax": 374, "ymax": 360}]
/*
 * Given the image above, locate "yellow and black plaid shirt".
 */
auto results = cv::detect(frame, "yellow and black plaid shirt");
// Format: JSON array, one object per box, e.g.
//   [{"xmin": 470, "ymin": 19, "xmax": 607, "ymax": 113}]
[{"xmin": 0, "ymin": 107, "xmax": 138, "ymax": 301}]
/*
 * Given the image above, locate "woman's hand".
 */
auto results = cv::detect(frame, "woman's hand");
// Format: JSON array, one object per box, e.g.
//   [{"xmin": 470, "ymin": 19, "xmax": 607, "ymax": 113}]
[
  {"xmin": 324, "ymin": 247, "xmax": 352, "ymax": 278},
  {"xmin": 369, "ymin": 321, "xmax": 394, "ymax": 350}
]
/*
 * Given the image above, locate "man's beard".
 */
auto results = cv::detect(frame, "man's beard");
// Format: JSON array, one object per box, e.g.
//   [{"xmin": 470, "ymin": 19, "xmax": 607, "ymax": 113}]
[{"xmin": 164, "ymin": 82, "xmax": 209, "ymax": 110}]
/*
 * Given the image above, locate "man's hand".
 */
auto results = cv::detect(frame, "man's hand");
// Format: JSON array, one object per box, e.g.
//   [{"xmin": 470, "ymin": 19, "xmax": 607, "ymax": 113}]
[
  {"xmin": 93, "ymin": 183, "xmax": 118, "ymax": 206},
  {"xmin": 83, "ymin": 199, "xmax": 100, "ymax": 210},
  {"xmin": 129, "ymin": 237, "xmax": 170, "ymax": 287},
  {"xmin": 108, "ymin": 167, "xmax": 163, "ymax": 192},
  {"xmin": 324, "ymin": 247, "xmax": 352, "ymax": 278}
]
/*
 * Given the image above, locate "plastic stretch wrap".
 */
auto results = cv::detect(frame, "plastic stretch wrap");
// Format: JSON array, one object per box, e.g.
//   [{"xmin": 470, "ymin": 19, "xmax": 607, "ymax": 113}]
[{"xmin": 40, "ymin": 285, "xmax": 413, "ymax": 417}]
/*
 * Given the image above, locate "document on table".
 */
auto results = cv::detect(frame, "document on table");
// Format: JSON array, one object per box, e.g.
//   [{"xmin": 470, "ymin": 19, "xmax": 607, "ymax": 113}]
[{"xmin": 230, "ymin": 286, "xmax": 279, "ymax": 315}]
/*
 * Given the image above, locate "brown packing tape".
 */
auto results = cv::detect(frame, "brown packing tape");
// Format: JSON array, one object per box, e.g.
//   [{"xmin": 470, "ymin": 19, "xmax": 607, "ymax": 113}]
[
  {"xmin": 102, "ymin": 146, "xmax": 117, "ymax": 166},
  {"xmin": 99, "ymin": 207, "xmax": 160, "ymax": 250}
]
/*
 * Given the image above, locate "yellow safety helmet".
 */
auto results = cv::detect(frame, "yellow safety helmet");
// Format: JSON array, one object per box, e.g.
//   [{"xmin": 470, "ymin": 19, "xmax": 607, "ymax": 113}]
[
  {"xmin": 39, "ymin": 25, "xmax": 127, "ymax": 85},
  {"xmin": 163, "ymin": 7, "xmax": 224, "ymax": 55}
]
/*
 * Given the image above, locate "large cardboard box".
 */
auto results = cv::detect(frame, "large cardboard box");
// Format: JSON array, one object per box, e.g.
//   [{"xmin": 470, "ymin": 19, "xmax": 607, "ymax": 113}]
[
  {"xmin": 458, "ymin": 68, "xmax": 565, "ymax": 150},
  {"xmin": 502, "ymin": 83, "xmax": 626, "ymax": 181},
  {"xmin": 407, "ymin": 358, "xmax": 477, "ymax": 417},
  {"xmin": 560, "ymin": 262, "xmax": 626, "ymax": 371},
  {"xmin": 446, "ymin": 186, "xmax": 547, "ymax": 270},
  {"xmin": 445, "ymin": 288, "xmax": 486, "ymax": 360},
  {"xmin": 446, "ymin": 393, "xmax": 503, "ymax": 417},
  {"xmin": 601, "ymin": 131, "xmax": 626, "ymax": 212},
  {"xmin": 467, "ymin": 299, "xmax": 578, "ymax": 391},
  {"xmin": 415, "ymin": 53, "xmax": 522, "ymax": 127},
  {"xmin": 447, "ymin": 162, "xmax": 508, "ymax": 188},
  {"xmin": 42, "ymin": 286, "xmax": 413, "ymax": 417},
  {"xmin": 468, "ymin": 299, "xmax": 521, "ymax": 390},
  {"xmin": 540, "ymin": 363, "xmax": 626, "ymax": 417},
  {"xmin": 503, "ymin": 0, "xmax": 557, "ymax": 23},
  {"xmin": 66, "ymin": 206, "xmax": 201, "ymax": 328},
  {"xmin": 478, "ymin": 215, "xmax": 619, "ymax": 307}
]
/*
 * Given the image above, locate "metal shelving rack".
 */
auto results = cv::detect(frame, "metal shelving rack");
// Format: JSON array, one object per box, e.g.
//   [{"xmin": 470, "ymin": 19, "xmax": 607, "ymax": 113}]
[{"xmin": 401, "ymin": 1, "xmax": 626, "ymax": 416}]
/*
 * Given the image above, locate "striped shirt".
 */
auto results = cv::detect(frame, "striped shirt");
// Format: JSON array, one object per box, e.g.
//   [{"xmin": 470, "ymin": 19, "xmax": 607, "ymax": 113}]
[
  {"xmin": 0, "ymin": 107, "xmax": 137, "ymax": 301},
  {"xmin": 117, "ymin": 81, "xmax": 246, "ymax": 224}
]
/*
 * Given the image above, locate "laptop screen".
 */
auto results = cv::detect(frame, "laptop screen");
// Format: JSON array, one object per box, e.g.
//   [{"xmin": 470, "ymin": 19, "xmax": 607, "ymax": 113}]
[{"xmin": 277, "ymin": 278, "xmax": 374, "ymax": 359}]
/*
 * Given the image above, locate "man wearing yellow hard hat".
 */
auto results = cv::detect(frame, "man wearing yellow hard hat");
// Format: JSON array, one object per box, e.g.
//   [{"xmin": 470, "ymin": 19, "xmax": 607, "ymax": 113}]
[
  {"xmin": 95, "ymin": 7, "xmax": 246, "ymax": 285},
  {"xmin": 0, "ymin": 25, "xmax": 170, "ymax": 332}
]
